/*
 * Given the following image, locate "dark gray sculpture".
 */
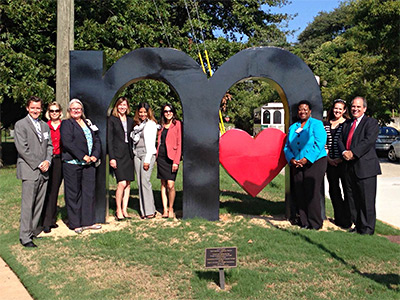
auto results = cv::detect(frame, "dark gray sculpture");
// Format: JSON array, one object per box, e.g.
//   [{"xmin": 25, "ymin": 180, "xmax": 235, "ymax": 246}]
[{"xmin": 70, "ymin": 47, "xmax": 322, "ymax": 222}]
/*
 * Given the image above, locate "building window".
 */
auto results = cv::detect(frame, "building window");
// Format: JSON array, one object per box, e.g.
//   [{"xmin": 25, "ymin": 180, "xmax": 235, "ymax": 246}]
[
  {"xmin": 263, "ymin": 110, "xmax": 271, "ymax": 124},
  {"xmin": 273, "ymin": 111, "xmax": 281, "ymax": 124}
]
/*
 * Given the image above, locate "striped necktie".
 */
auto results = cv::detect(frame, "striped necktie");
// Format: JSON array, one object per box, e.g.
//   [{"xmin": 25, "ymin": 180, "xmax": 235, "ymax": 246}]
[{"xmin": 34, "ymin": 120, "xmax": 42, "ymax": 142}]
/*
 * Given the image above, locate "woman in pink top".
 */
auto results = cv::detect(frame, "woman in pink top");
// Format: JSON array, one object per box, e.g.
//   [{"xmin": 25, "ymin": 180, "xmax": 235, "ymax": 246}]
[{"xmin": 156, "ymin": 104, "xmax": 182, "ymax": 219}]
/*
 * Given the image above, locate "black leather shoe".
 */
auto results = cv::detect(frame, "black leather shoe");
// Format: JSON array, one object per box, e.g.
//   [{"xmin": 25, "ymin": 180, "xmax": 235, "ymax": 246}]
[
  {"xmin": 50, "ymin": 224, "xmax": 59, "ymax": 229},
  {"xmin": 348, "ymin": 227, "xmax": 357, "ymax": 233},
  {"xmin": 22, "ymin": 241, "xmax": 37, "ymax": 248},
  {"xmin": 43, "ymin": 226, "xmax": 51, "ymax": 233}
]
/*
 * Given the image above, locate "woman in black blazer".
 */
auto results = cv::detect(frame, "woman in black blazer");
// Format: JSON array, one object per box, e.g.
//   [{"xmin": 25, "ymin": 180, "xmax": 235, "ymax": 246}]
[
  {"xmin": 60, "ymin": 99, "xmax": 102, "ymax": 234},
  {"xmin": 107, "ymin": 97, "xmax": 135, "ymax": 221}
]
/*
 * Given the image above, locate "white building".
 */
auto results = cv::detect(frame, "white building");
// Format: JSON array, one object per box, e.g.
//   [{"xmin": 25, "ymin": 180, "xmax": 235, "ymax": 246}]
[{"xmin": 254, "ymin": 103, "xmax": 285, "ymax": 136}]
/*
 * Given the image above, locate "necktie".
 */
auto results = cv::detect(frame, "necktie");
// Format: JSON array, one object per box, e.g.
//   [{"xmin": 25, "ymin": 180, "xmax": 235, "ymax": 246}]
[
  {"xmin": 35, "ymin": 120, "xmax": 42, "ymax": 142},
  {"xmin": 346, "ymin": 119, "xmax": 357, "ymax": 150}
]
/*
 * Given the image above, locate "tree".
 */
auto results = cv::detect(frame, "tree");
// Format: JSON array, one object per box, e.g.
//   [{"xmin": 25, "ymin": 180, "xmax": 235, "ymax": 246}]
[
  {"xmin": 1, "ymin": 0, "xmax": 292, "ymax": 124},
  {"xmin": 296, "ymin": 0, "xmax": 400, "ymax": 123}
]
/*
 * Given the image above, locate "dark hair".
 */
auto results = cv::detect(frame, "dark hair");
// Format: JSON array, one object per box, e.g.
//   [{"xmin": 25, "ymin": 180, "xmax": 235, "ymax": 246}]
[
  {"xmin": 160, "ymin": 103, "xmax": 177, "ymax": 126},
  {"xmin": 327, "ymin": 99, "xmax": 350, "ymax": 121},
  {"xmin": 26, "ymin": 96, "xmax": 42, "ymax": 108},
  {"xmin": 297, "ymin": 100, "xmax": 312, "ymax": 110},
  {"xmin": 112, "ymin": 96, "xmax": 131, "ymax": 117},
  {"xmin": 133, "ymin": 102, "xmax": 157, "ymax": 125}
]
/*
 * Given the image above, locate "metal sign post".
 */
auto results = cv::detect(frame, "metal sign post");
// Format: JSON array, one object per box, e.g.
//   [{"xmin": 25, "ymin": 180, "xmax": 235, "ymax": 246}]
[{"xmin": 205, "ymin": 247, "xmax": 237, "ymax": 290}]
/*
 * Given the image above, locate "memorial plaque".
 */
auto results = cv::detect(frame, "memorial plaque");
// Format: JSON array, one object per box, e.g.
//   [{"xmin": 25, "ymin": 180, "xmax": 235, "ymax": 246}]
[{"xmin": 205, "ymin": 247, "xmax": 237, "ymax": 269}]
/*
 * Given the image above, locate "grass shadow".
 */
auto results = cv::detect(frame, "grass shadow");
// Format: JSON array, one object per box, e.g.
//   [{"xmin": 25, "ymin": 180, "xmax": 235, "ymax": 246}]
[
  {"xmin": 220, "ymin": 191, "xmax": 285, "ymax": 216},
  {"xmin": 276, "ymin": 226, "xmax": 399, "ymax": 291},
  {"xmin": 195, "ymin": 270, "xmax": 232, "ymax": 287}
]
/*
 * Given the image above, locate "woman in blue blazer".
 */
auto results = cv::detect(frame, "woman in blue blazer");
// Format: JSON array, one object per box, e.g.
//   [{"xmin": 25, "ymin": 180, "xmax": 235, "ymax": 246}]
[{"xmin": 284, "ymin": 100, "xmax": 327, "ymax": 230}]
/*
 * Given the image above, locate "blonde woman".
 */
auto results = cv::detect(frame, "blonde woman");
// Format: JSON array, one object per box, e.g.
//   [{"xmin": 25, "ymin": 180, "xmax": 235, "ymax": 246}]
[
  {"xmin": 60, "ymin": 99, "xmax": 102, "ymax": 233},
  {"xmin": 108, "ymin": 97, "xmax": 134, "ymax": 221}
]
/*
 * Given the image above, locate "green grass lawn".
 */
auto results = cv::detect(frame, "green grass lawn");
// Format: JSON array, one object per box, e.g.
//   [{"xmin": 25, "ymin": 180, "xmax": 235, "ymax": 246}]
[{"xmin": 0, "ymin": 165, "xmax": 399, "ymax": 299}]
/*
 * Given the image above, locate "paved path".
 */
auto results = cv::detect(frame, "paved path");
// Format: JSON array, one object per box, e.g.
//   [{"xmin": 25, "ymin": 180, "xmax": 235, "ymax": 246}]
[
  {"xmin": 376, "ymin": 159, "xmax": 400, "ymax": 229},
  {"xmin": 0, "ymin": 257, "xmax": 32, "ymax": 300}
]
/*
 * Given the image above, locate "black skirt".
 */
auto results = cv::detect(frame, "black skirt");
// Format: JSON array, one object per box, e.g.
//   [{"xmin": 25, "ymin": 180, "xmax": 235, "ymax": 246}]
[
  {"xmin": 114, "ymin": 143, "xmax": 135, "ymax": 182},
  {"xmin": 157, "ymin": 129, "xmax": 177, "ymax": 181}
]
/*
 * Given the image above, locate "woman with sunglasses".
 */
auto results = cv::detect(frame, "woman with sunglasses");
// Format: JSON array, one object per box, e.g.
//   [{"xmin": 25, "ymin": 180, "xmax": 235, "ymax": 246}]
[
  {"xmin": 42, "ymin": 102, "xmax": 64, "ymax": 233},
  {"xmin": 156, "ymin": 104, "xmax": 182, "ymax": 219},
  {"xmin": 131, "ymin": 102, "xmax": 158, "ymax": 219},
  {"xmin": 324, "ymin": 99, "xmax": 352, "ymax": 228}
]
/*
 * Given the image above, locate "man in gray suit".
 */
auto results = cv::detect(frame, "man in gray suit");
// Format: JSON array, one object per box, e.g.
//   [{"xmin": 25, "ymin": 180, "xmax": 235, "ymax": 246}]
[{"xmin": 14, "ymin": 96, "xmax": 53, "ymax": 247}]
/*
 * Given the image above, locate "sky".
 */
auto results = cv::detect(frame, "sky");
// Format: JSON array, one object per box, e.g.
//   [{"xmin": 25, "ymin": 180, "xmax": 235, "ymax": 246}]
[{"xmin": 267, "ymin": 0, "xmax": 344, "ymax": 43}]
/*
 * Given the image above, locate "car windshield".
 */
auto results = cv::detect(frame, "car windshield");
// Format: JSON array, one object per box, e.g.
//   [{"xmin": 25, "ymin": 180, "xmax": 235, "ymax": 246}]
[{"xmin": 379, "ymin": 127, "xmax": 399, "ymax": 136}]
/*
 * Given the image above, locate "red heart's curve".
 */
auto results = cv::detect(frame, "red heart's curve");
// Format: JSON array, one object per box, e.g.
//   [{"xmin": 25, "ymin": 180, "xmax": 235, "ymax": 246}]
[{"xmin": 219, "ymin": 128, "xmax": 287, "ymax": 197}]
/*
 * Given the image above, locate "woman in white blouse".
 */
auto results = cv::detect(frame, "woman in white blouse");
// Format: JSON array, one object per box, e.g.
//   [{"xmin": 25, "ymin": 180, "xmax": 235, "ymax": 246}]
[{"xmin": 131, "ymin": 102, "xmax": 158, "ymax": 219}]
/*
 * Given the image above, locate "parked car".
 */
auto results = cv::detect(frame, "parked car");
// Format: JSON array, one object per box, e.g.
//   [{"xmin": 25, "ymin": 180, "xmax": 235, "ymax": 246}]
[
  {"xmin": 388, "ymin": 137, "xmax": 400, "ymax": 162},
  {"xmin": 375, "ymin": 127, "xmax": 399, "ymax": 152}
]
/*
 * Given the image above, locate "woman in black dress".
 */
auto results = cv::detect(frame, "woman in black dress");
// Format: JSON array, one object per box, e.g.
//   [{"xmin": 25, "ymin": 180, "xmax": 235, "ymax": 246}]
[
  {"xmin": 324, "ymin": 99, "xmax": 351, "ymax": 228},
  {"xmin": 108, "ymin": 97, "xmax": 135, "ymax": 220},
  {"xmin": 156, "ymin": 104, "xmax": 182, "ymax": 218}
]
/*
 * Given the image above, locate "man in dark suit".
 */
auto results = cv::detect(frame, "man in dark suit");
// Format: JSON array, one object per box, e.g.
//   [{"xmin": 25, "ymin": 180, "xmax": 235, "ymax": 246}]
[
  {"xmin": 338, "ymin": 96, "xmax": 381, "ymax": 235},
  {"xmin": 14, "ymin": 96, "xmax": 53, "ymax": 247}
]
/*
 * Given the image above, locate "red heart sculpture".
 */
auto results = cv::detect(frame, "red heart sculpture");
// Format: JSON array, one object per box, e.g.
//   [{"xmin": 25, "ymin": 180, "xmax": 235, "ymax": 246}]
[{"xmin": 219, "ymin": 128, "xmax": 287, "ymax": 197}]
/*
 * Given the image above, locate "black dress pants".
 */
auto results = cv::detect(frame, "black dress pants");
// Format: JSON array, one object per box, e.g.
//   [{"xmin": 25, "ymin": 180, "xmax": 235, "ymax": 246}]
[
  {"xmin": 346, "ymin": 163, "xmax": 377, "ymax": 235},
  {"xmin": 42, "ymin": 157, "xmax": 63, "ymax": 227},
  {"xmin": 292, "ymin": 157, "xmax": 327, "ymax": 229},
  {"xmin": 326, "ymin": 163, "xmax": 351, "ymax": 228},
  {"xmin": 63, "ymin": 163, "xmax": 96, "ymax": 229}
]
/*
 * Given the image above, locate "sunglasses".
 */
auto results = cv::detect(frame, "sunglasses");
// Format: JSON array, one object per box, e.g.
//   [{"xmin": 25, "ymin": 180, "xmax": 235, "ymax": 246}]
[
  {"xmin": 50, "ymin": 109, "xmax": 60, "ymax": 113},
  {"xmin": 164, "ymin": 110, "xmax": 172, "ymax": 113}
]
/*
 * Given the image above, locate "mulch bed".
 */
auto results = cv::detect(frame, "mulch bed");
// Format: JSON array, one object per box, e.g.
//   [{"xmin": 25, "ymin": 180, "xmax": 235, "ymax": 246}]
[{"xmin": 382, "ymin": 235, "xmax": 400, "ymax": 244}]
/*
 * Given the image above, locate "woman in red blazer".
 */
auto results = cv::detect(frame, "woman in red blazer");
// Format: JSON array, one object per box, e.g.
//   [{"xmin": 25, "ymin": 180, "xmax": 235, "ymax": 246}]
[{"xmin": 156, "ymin": 104, "xmax": 182, "ymax": 218}]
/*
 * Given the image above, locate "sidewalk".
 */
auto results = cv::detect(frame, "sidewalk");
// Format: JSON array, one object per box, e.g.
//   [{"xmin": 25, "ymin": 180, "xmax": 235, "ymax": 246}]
[{"xmin": 0, "ymin": 257, "xmax": 32, "ymax": 300}]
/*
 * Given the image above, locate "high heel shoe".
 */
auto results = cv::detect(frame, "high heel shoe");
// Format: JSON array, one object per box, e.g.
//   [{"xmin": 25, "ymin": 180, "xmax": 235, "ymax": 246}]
[
  {"xmin": 115, "ymin": 213, "xmax": 125, "ymax": 221},
  {"xmin": 122, "ymin": 212, "xmax": 132, "ymax": 219}
]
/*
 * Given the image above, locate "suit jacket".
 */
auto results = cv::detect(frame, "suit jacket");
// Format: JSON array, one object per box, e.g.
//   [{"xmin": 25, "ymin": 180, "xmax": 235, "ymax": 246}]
[
  {"xmin": 14, "ymin": 115, "xmax": 53, "ymax": 180},
  {"xmin": 284, "ymin": 117, "xmax": 327, "ymax": 165},
  {"xmin": 107, "ymin": 115, "xmax": 134, "ymax": 159},
  {"xmin": 60, "ymin": 118, "xmax": 101, "ymax": 161},
  {"xmin": 338, "ymin": 115, "xmax": 381, "ymax": 179},
  {"xmin": 157, "ymin": 120, "xmax": 182, "ymax": 165}
]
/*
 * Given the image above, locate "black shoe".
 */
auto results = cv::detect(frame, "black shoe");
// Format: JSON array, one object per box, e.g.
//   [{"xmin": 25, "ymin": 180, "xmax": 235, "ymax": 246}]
[
  {"xmin": 50, "ymin": 224, "xmax": 59, "ymax": 229},
  {"xmin": 348, "ymin": 227, "xmax": 357, "ymax": 233},
  {"xmin": 22, "ymin": 241, "xmax": 37, "ymax": 248},
  {"xmin": 115, "ymin": 213, "xmax": 125, "ymax": 221},
  {"xmin": 43, "ymin": 226, "xmax": 51, "ymax": 233}
]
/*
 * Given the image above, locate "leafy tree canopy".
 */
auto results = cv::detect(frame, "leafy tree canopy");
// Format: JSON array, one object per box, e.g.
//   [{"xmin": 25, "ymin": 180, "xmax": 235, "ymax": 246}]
[
  {"xmin": 1, "ymin": 0, "xmax": 292, "ymax": 128},
  {"xmin": 295, "ymin": 0, "xmax": 400, "ymax": 123}
]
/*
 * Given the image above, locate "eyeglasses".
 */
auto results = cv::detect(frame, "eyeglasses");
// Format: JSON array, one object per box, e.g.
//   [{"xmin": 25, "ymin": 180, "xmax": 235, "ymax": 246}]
[
  {"xmin": 49, "ymin": 109, "xmax": 60, "ymax": 113},
  {"xmin": 163, "ymin": 110, "xmax": 172, "ymax": 114},
  {"xmin": 334, "ymin": 99, "xmax": 346, "ymax": 104}
]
